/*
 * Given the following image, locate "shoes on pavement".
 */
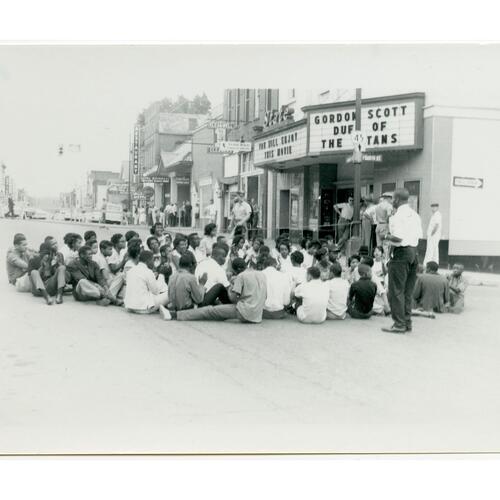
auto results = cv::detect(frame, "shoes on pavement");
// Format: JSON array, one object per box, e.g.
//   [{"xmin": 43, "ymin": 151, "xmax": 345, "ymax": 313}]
[
  {"xmin": 381, "ymin": 325, "xmax": 407, "ymax": 334},
  {"xmin": 96, "ymin": 298, "xmax": 111, "ymax": 307},
  {"xmin": 55, "ymin": 294, "xmax": 63, "ymax": 304},
  {"xmin": 406, "ymin": 325, "xmax": 412, "ymax": 332},
  {"xmin": 159, "ymin": 305, "xmax": 172, "ymax": 321}
]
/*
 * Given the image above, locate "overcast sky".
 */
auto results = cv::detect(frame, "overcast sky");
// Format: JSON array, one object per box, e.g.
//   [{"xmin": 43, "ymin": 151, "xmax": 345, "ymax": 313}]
[{"xmin": 1, "ymin": 44, "xmax": 500, "ymax": 197}]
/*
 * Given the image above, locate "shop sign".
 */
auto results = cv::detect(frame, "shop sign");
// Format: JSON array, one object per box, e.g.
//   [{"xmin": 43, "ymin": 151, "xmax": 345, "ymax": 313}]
[
  {"xmin": 309, "ymin": 96, "xmax": 423, "ymax": 154},
  {"xmin": 216, "ymin": 141, "xmax": 252, "ymax": 153},
  {"xmin": 264, "ymin": 106, "xmax": 295, "ymax": 128},
  {"xmin": 254, "ymin": 125, "xmax": 307, "ymax": 166},
  {"xmin": 176, "ymin": 176, "xmax": 191, "ymax": 185},
  {"xmin": 207, "ymin": 120, "xmax": 236, "ymax": 129},
  {"xmin": 133, "ymin": 125, "xmax": 140, "ymax": 174},
  {"xmin": 148, "ymin": 176, "xmax": 171, "ymax": 184},
  {"xmin": 453, "ymin": 176, "xmax": 484, "ymax": 189},
  {"xmin": 107, "ymin": 183, "xmax": 129, "ymax": 194},
  {"xmin": 142, "ymin": 186, "xmax": 155, "ymax": 198}
]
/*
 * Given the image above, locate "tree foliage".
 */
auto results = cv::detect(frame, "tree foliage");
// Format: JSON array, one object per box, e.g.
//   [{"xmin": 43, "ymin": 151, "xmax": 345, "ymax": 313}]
[{"xmin": 158, "ymin": 93, "xmax": 211, "ymax": 114}]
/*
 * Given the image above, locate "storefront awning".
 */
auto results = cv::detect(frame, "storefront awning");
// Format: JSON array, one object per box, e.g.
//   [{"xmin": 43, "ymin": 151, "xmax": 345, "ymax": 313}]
[{"xmin": 219, "ymin": 175, "xmax": 239, "ymax": 185}]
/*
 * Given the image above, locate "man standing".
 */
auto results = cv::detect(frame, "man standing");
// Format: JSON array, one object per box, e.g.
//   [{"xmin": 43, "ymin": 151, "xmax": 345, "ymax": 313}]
[
  {"xmin": 375, "ymin": 193, "xmax": 393, "ymax": 247},
  {"xmin": 361, "ymin": 196, "xmax": 376, "ymax": 251},
  {"xmin": 207, "ymin": 199, "xmax": 217, "ymax": 224},
  {"xmin": 230, "ymin": 193, "xmax": 252, "ymax": 233},
  {"xmin": 334, "ymin": 196, "xmax": 354, "ymax": 251},
  {"xmin": 7, "ymin": 196, "xmax": 15, "ymax": 218},
  {"xmin": 382, "ymin": 188, "xmax": 422, "ymax": 333},
  {"xmin": 423, "ymin": 203, "xmax": 442, "ymax": 266}
]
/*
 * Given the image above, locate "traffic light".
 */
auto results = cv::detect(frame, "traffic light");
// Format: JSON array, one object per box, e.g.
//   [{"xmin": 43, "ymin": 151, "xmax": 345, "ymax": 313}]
[{"xmin": 58, "ymin": 145, "xmax": 64, "ymax": 156}]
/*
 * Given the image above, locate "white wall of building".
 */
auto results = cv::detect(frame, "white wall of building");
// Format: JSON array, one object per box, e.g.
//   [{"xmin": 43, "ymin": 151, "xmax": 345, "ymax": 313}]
[{"xmin": 449, "ymin": 113, "xmax": 500, "ymax": 255}]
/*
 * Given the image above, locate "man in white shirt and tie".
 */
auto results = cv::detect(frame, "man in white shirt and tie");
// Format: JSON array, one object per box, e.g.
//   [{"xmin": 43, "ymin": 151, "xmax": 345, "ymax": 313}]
[
  {"xmin": 382, "ymin": 188, "xmax": 423, "ymax": 334},
  {"xmin": 423, "ymin": 203, "xmax": 442, "ymax": 266}
]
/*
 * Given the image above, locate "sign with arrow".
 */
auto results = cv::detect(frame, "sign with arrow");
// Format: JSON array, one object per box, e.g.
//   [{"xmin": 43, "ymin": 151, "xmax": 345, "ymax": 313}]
[{"xmin": 453, "ymin": 176, "xmax": 484, "ymax": 189}]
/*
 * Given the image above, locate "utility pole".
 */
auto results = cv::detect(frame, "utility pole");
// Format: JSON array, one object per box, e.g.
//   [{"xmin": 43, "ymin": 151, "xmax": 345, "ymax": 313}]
[
  {"xmin": 128, "ymin": 132, "xmax": 132, "ymax": 215},
  {"xmin": 353, "ymin": 88, "xmax": 362, "ymax": 236}
]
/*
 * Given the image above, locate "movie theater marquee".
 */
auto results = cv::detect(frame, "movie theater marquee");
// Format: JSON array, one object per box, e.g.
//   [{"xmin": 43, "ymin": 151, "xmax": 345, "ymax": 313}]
[{"xmin": 308, "ymin": 95, "xmax": 424, "ymax": 154}]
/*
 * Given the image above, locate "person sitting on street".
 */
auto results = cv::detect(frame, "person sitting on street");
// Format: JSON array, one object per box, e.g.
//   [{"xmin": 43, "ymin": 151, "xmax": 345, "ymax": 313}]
[
  {"xmin": 361, "ymin": 256, "xmax": 390, "ymax": 316},
  {"xmin": 88, "ymin": 239, "xmax": 99, "ymax": 256},
  {"xmin": 245, "ymin": 237, "xmax": 264, "ymax": 269},
  {"xmin": 230, "ymin": 235, "xmax": 247, "ymax": 261},
  {"xmin": 124, "ymin": 250, "xmax": 169, "ymax": 314},
  {"xmin": 6, "ymin": 233, "xmax": 35, "ymax": 292},
  {"xmin": 447, "ymin": 263, "xmax": 467, "ymax": 314},
  {"xmin": 345, "ymin": 254, "xmax": 361, "ymax": 284},
  {"xmin": 60, "ymin": 232, "xmax": 83, "ymax": 266},
  {"xmin": 123, "ymin": 239, "xmax": 142, "ymax": 284},
  {"xmin": 28, "ymin": 242, "xmax": 67, "ymax": 305},
  {"xmin": 125, "ymin": 230, "xmax": 140, "ymax": 247},
  {"xmin": 412, "ymin": 261, "xmax": 450, "ymax": 318},
  {"xmin": 161, "ymin": 257, "xmax": 267, "ymax": 323},
  {"xmin": 315, "ymin": 247, "xmax": 332, "ymax": 281},
  {"xmin": 199, "ymin": 223, "xmax": 217, "ymax": 260},
  {"xmin": 84, "ymin": 230, "xmax": 97, "ymax": 246},
  {"xmin": 302, "ymin": 240, "xmax": 320, "ymax": 269},
  {"xmin": 194, "ymin": 245, "xmax": 232, "ymax": 306},
  {"xmin": 277, "ymin": 240, "xmax": 293, "ymax": 273},
  {"xmin": 326, "ymin": 262, "xmax": 350, "ymax": 320},
  {"xmin": 146, "ymin": 236, "xmax": 162, "ymax": 271},
  {"xmin": 187, "ymin": 232, "xmax": 204, "ymax": 264},
  {"xmin": 171, "ymin": 235, "xmax": 189, "ymax": 270},
  {"xmin": 293, "ymin": 267, "xmax": 329, "ymax": 324},
  {"xmin": 286, "ymin": 250, "xmax": 307, "ymax": 293},
  {"xmin": 108, "ymin": 233, "xmax": 128, "ymax": 274},
  {"xmin": 158, "ymin": 244, "xmax": 174, "ymax": 284},
  {"xmin": 93, "ymin": 240, "xmax": 126, "ymax": 300},
  {"xmin": 66, "ymin": 245, "xmax": 122, "ymax": 306},
  {"xmin": 167, "ymin": 253, "xmax": 207, "ymax": 312},
  {"xmin": 262, "ymin": 257, "xmax": 292, "ymax": 320},
  {"xmin": 150, "ymin": 222, "xmax": 167, "ymax": 247},
  {"xmin": 347, "ymin": 263, "xmax": 377, "ymax": 319}
]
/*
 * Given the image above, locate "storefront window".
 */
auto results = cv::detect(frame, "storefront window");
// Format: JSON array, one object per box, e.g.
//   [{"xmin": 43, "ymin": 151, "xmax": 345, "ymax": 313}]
[
  {"xmin": 381, "ymin": 182, "xmax": 396, "ymax": 195},
  {"xmin": 404, "ymin": 180, "xmax": 421, "ymax": 213}
]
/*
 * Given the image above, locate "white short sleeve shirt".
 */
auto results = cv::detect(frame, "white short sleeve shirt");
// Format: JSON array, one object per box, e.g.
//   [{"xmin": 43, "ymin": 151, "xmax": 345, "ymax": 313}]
[{"xmin": 389, "ymin": 204, "xmax": 423, "ymax": 247}]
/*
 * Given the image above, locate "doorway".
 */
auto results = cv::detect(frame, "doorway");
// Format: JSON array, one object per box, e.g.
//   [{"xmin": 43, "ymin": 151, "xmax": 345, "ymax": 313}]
[{"xmin": 279, "ymin": 189, "xmax": 290, "ymax": 234}]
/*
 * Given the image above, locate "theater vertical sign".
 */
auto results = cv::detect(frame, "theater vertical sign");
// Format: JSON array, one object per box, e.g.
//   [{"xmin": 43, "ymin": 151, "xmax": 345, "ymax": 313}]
[{"xmin": 307, "ymin": 93, "xmax": 425, "ymax": 154}]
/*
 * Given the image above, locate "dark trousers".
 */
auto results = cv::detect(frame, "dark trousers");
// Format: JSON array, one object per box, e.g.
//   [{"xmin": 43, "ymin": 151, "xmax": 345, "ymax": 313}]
[
  {"xmin": 388, "ymin": 246, "xmax": 418, "ymax": 329},
  {"xmin": 201, "ymin": 283, "xmax": 231, "ymax": 307},
  {"xmin": 347, "ymin": 303, "xmax": 372, "ymax": 319}
]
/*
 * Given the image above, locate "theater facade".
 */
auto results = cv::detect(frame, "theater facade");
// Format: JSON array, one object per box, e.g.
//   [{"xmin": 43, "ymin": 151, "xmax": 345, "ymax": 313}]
[{"xmin": 254, "ymin": 90, "xmax": 500, "ymax": 263}]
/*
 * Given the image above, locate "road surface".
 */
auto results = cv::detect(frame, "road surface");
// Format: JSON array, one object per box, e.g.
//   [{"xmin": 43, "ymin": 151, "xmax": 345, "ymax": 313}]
[{"xmin": 1, "ymin": 218, "xmax": 499, "ymax": 454}]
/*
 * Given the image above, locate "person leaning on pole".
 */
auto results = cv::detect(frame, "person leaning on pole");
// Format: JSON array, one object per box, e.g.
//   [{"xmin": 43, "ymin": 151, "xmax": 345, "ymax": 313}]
[{"xmin": 381, "ymin": 188, "xmax": 423, "ymax": 334}]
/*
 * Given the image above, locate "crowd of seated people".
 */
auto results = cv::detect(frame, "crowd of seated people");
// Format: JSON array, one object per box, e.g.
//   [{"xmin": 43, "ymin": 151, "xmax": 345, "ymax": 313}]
[{"xmin": 5, "ymin": 222, "xmax": 468, "ymax": 324}]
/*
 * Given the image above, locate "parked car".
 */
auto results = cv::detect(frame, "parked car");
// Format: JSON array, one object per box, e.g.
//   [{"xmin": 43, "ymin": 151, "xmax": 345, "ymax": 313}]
[
  {"xmin": 32, "ymin": 208, "xmax": 49, "ymax": 220},
  {"xmin": 105, "ymin": 202, "xmax": 123, "ymax": 224},
  {"xmin": 62, "ymin": 209, "xmax": 72, "ymax": 221}
]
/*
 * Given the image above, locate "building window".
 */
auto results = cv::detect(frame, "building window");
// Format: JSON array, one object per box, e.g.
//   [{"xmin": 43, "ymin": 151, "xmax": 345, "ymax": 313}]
[
  {"xmin": 266, "ymin": 89, "xmax": 273, "ymax": 112},
  {"xmin": 236, "ymin": 89, "xmax": 241, "ymax": 124},
  {"xmin": 404, "ymin": 180, "xmax": 421, "ymax": 213},
  {"xmin": 188, "ymin": 118, "xmax": 198, "ymax": 130},
  {"xmin": 254, "ymin": 90, "xmax": 259, "ymax": 120},
  {"xmin": 381, "ymin": 182, "xmax": 396, "ymax": 195}
]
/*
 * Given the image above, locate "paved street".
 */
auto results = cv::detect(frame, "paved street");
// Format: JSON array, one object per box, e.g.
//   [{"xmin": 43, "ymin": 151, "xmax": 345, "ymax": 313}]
[{"xmin": 1, "ymin": 218, "xmax": 499, "ymax": 455}]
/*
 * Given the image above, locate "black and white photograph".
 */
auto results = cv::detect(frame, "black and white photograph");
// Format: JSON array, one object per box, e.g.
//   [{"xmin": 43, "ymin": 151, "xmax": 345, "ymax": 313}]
[{"xmin": 1, "ymin": 43, "xmax": 500, "ymax": 460}]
